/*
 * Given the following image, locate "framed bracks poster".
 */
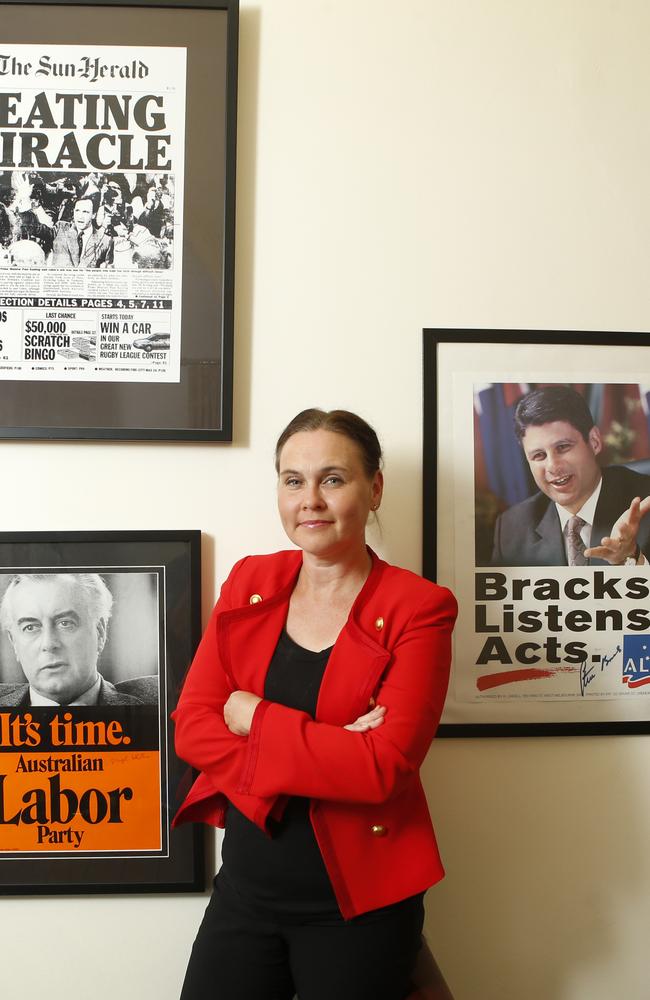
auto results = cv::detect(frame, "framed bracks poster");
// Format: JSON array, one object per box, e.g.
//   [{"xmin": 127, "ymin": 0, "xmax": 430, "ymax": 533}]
[
  {"xmin": 0, "ymin": 530, "xmax": 203, "ymax": 894},
  {"xmin": 0, "ymin": 0, "xmax": 238, "ymax": 440},
  {"xmin": 424, "ymin": 329, "xmax": 650, "ymax": 736}
]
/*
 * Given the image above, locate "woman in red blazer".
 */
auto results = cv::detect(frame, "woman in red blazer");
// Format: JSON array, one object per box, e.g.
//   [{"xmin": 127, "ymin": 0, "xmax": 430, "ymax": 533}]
[{"xmin": 173, "ymin": 409, "xmax": 457, "ymax": 1000}]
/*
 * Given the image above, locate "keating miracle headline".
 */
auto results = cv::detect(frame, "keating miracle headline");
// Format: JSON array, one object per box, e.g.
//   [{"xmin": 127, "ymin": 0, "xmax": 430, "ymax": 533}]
[{"xmin": 0, "ymin": 54, "xmax": 172, "ymax": 171}]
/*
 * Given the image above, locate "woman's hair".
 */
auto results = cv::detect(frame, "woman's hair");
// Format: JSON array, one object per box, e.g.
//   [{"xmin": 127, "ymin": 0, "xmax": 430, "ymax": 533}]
[{"xmin": 275, "ymin": 408, "xmax": 383, "ymax": 478}]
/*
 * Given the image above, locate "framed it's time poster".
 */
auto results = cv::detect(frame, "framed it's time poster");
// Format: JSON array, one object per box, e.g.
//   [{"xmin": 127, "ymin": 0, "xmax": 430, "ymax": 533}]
[
  {"xmin": 0, "ymin": 530, "xmax": 202, "ymax": 893},
  {"xmin": 424, "ymin": 329, "xmax": 650, "ymax": 736},
  {"xmin": 0, "ymin": 0, "xmax": 237, "ymax": 440}
]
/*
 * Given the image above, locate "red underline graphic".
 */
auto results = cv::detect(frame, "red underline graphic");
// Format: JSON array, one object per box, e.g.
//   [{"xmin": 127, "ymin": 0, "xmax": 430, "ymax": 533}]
[
  {"xmin": 624, "ymin": 676, "xmax": 650, "ymax": 689},
  {"xmin": 477, "ymin": 668, "xmax": 554, "ymax": 691}
]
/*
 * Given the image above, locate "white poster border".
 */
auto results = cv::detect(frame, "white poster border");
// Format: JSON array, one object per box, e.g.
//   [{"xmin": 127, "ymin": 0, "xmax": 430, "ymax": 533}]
[{"xmin": 428, "ymin": 332, "xmax": 650, "ymax": 733}]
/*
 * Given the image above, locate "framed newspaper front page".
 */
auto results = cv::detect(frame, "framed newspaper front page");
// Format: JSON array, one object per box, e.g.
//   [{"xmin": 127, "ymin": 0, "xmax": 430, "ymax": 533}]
[
  {"xmin": 0, "ymin": 529, "xmax": 203, "ymax": 894},
  {"xmin": 424, "ymin": 329, "xmax": 650, "ymax": 737},
  {"xmin": 0, "ymin": 0, "xmax": 237, "ymax": 440}
]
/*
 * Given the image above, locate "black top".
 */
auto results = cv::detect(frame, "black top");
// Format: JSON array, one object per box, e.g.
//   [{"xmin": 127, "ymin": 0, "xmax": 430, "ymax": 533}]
[{"xmin": 221, "ymin": 629, "xmax": 340, "ymax": 916}]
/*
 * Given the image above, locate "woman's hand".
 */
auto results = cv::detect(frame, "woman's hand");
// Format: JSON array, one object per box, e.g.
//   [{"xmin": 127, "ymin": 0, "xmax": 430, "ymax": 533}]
[
  {"xmin": 224, "ymin": 690, "xmax": 262, "ymax": 735},
  {"xmin": 343, "ymin": 704, "xmax": 386, "ymax": 732}
]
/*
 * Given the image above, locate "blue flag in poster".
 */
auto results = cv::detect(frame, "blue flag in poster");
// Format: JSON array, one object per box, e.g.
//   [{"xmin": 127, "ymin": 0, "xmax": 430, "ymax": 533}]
[{"xmin": 475, "ymin": 383, "xmax": 531, "ymax": 506}]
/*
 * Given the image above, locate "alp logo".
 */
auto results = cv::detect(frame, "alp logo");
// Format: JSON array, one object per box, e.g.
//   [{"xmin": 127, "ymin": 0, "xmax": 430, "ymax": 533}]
[{"xmin": 622, "ymin": 635, "xmax": 650, "ymax": 688}]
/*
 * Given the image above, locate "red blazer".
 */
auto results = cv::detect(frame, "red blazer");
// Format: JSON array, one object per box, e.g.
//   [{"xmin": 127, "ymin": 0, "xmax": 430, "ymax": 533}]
[{"xmin": 172, "ymin": 549, "xmax": 457, "ymax": 919}]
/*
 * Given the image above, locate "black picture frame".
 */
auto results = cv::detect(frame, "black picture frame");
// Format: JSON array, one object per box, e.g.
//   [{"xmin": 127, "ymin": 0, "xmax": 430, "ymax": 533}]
[
  {"xmin": 0, "ymin": 529, "xmax": 203, "ymax": 894},
  {"xmin": 0, "ymin": 0, "xmax": 237, "ymax": 440},
  {"xmin": 424, "ymin": 328, "xmax": 650, "ymax": 737}
]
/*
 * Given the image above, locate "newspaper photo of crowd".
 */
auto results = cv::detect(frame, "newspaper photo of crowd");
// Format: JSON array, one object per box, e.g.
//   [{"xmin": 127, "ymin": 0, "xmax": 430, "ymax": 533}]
[{"xmin": 0, "ymin": 170, "xmax": 175, "ymax": 269}]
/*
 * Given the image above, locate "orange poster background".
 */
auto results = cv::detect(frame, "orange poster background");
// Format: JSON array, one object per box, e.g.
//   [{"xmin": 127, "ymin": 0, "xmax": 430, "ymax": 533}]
[{"xmin": 0, "ymin": 751, "xmax": 161, "ymax": 852}]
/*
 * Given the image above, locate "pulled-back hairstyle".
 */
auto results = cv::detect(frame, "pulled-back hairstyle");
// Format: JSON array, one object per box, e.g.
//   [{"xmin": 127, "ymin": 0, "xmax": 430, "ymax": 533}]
[
  {"xmin": 275, "ymin": 408, "xmax": 382, "ymax": 478},
  {"xmin": 513, "ymin": 386, "xmax": 595, "ymax": 443}
]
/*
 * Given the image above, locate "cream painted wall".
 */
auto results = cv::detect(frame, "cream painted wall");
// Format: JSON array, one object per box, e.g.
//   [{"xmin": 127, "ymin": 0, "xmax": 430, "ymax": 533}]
[{"xmin": 1, "ymin": 2, "xmax": 649, "ymax": 997}]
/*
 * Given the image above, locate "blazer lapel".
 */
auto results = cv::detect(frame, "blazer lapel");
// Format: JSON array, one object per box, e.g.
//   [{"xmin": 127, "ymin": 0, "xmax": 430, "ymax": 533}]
[
  {"xmin": 68, "ymin": 227, "xmax": 81, "ymax": 265},
  {"xmin": 215, "ymin": 558, "xmax": 391, "ymax": 724},
  {"xmin": 532, "ymin": 502, "xmax": 567, "ymax": 565},
  {"xmin": 315, "ymin": 621, "xmax": 390, "ymax": 725},
  {"xmin": 217, "ymin": 582, "xmax": 296, "ymax": 695},
  {"xmin": 590, "ymin": 471, "xmax": 617, "ymax": 565},
  {"xmin": 0, "ymin": 684, "xmax": 29, "ymax": 707},
  {"xmin": 97, "ymin": 677, "xmax": 125, "ymax": 705}
]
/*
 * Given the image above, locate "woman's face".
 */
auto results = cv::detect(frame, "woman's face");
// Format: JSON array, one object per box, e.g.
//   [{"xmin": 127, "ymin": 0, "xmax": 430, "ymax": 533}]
[{"xmin": 277, "ymin": 429, "xmax": 383, "ymax": 560}]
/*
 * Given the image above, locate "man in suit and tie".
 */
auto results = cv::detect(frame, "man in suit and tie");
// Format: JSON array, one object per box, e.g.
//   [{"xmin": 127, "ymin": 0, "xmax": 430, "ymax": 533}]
[
  {"xmin": 51, "ymin": 194, "xmax": 113, "ymax": 268},
  {"xmin": 491, "ymin": 385, "xmax": 650, "ymax": 567},
  {"xmin": 0, "ymin": 573, "xmax": 157, "ymax": 706}
]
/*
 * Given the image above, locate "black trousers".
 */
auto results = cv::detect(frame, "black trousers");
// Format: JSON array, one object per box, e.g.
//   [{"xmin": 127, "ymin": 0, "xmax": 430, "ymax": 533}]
[{"xmin": 180, "ymin": 875, "xmax": 424, "ymax": 1000}]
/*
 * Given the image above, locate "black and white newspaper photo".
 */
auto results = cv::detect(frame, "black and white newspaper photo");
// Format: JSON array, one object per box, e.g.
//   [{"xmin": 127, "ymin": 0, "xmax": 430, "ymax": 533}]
[{"xmin": 0, "ymin": 44, "xmax": 186, "ymax": 382}]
